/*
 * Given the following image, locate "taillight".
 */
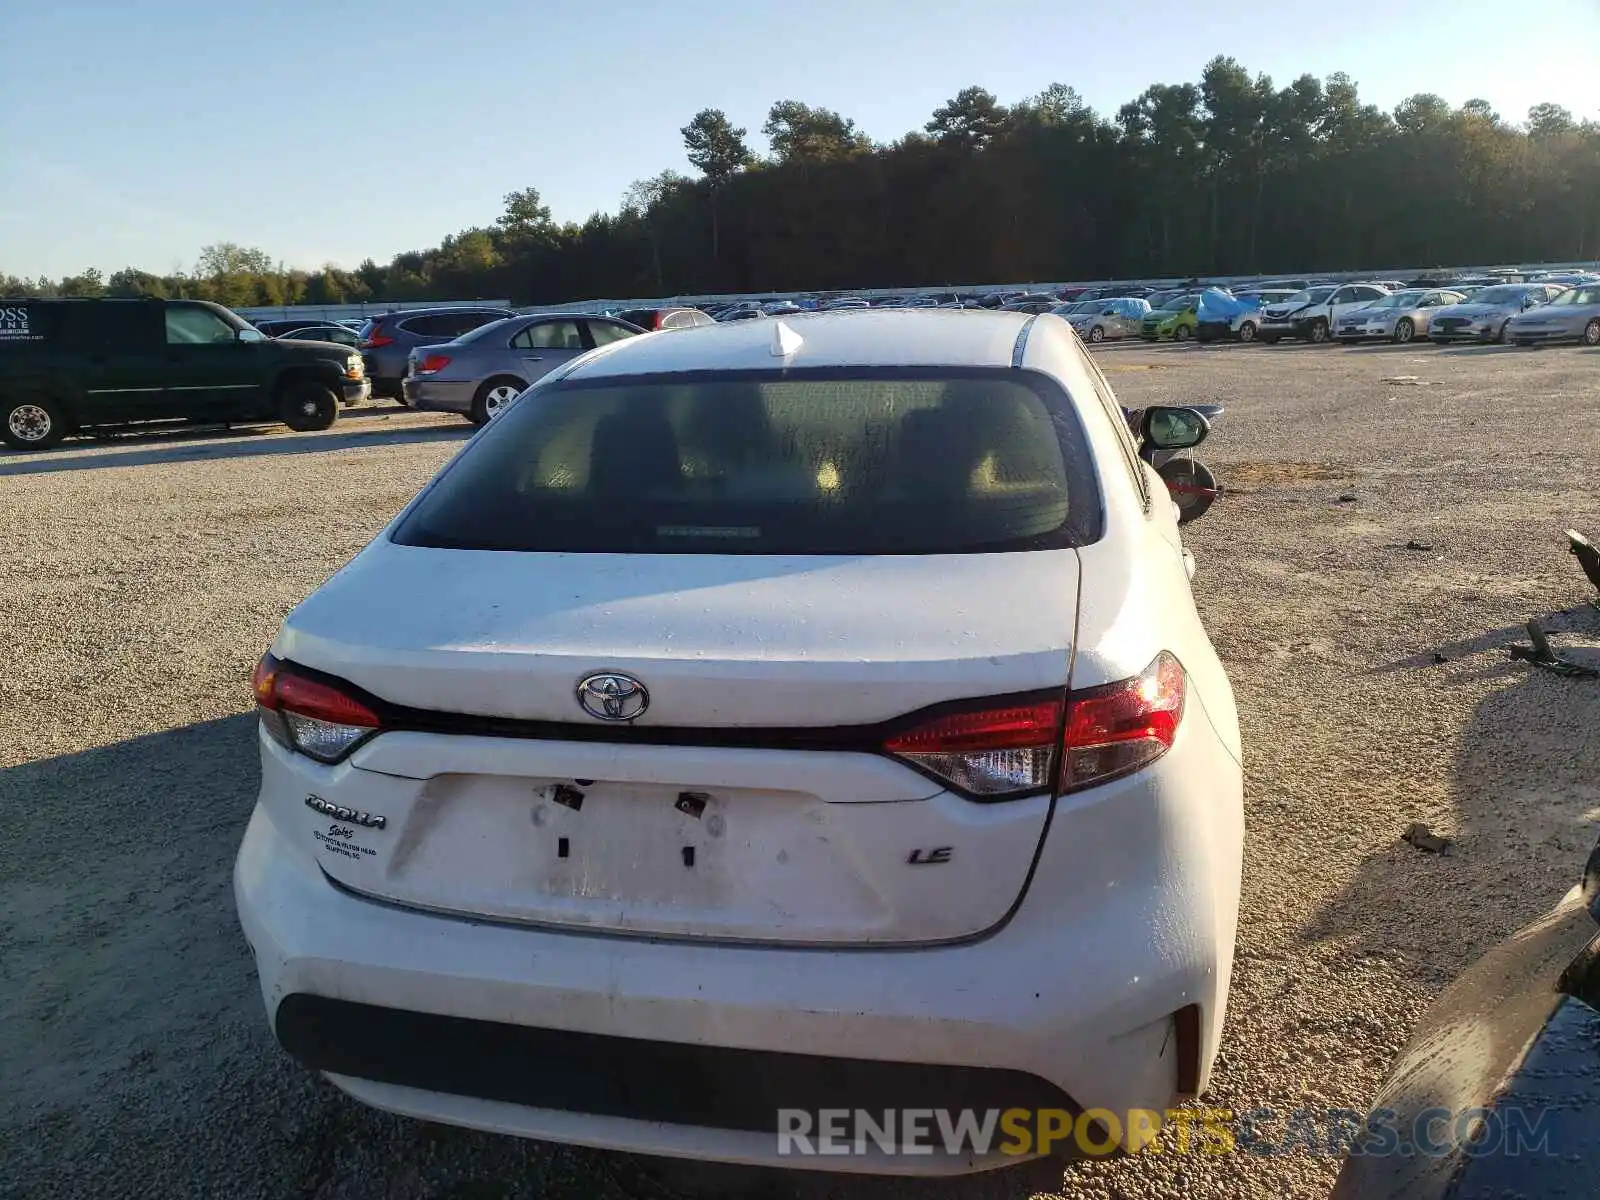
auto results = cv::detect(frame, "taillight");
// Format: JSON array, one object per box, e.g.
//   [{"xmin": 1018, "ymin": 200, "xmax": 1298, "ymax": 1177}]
[
  {"xmin": 415, "ymin": 353, "xmax": 451, "ymax": 375},
  {"xmin": 883, "ymin": 697, "xmax": 1062, "ymax": 798},
  {"xmin": 360, "ymin": 324, "xmax": 394, "ymax": 349},
  {"xmin": 252, "ymin": 653, "xmax": 382, "ymax": 763},
  {"xmin": 1060, "ymin": 652, "xmax": 1185, "ymax": 792},
  {"xmin": 652, "ymin": 312, "xmax": 665, "ymax": 330},
  {"xmin": 881, "ymin": 653, "xmax": 1185, "ymax": 799}
]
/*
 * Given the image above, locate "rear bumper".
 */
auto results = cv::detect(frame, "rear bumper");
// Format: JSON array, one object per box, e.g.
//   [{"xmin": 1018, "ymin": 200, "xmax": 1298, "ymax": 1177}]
[
  {"xmin": 234, "ymin": 716, "xmax": 1243, "ymax": 1173},
  {"xmin": 402, "ymin": 378, "xmax": 475, "ymax": 413}
]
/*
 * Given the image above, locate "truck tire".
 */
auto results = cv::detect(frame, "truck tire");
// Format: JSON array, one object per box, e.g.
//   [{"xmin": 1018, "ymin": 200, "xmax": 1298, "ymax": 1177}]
[
  {"xmin": 2, "ymin": 395, "xmax": 68, "ymax": 450},
  {"xmin": 278, "ymin": 381, "xmax": 338, "ymax": 432}
]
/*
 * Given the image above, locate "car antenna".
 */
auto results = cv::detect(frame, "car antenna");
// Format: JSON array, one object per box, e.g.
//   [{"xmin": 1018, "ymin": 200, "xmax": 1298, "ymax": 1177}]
[{"xmin": 770, "ymin": 320, "xmax": 803, "ymax": 358}]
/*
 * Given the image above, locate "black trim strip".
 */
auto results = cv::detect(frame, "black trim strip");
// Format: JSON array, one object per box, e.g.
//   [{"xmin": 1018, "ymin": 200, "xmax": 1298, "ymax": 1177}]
[
  {"xmin": 275, "ymin": 994, "xmax": 1081, "ymax": 1134},
  {"xmin": 282, "ymin": 657, "xmax": 1065, "ymax": 803}
]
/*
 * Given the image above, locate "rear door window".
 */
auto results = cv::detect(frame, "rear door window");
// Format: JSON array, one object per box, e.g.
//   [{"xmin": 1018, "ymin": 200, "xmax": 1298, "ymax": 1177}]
[
  {"xmin": 511, "ymin": 320, "xmax": 583, "ymax": 350},
  {"xmin": 585, "ymin": 319, "xmax": 638, "ymax": 345},
  {"xmin": 60, "ymin": 303, "xmax": 163, "ymax": 348},
  {"xmin": 394, "ymin": 368, "xmax": 1103, "ymax": 554},
  {"xmin": 399, "ymin": 313, "xmax": 465, "ymax": 338}
]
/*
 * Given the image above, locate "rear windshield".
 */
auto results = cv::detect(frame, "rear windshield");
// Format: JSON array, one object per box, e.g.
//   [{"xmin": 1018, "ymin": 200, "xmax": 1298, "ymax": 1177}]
[{"xmin": 393, "ymin": 368, "xmax": 1102, "ymax": 554}]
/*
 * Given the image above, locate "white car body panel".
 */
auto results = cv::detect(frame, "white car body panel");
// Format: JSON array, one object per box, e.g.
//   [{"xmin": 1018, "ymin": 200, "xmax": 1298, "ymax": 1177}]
[
  {"xmin": 276, "ymin": 549, "xmax": 1080, "ymax": 729},
  {"xmin": 235, "ymin": 310, "xmax": 1244, "ymax": 1171}
]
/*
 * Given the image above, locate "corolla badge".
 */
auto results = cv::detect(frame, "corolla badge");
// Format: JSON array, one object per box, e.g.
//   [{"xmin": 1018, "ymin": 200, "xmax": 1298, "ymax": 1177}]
[{"xmin": 576, "ymin": 672, "xmax": 649, "ymax": 721}]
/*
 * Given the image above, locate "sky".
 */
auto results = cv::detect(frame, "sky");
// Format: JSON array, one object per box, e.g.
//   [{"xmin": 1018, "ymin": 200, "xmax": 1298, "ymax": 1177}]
[{"xmin": 2, "ymin": 0, "xmax": 1597, "ymax": 279}]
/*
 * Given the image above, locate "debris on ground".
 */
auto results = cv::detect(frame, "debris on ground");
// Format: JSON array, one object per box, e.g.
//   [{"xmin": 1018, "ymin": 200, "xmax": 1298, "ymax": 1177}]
[
  {"xmin": 1432, "ymin": 652, "xmax": 1449, "ymax": 664},
  {"xmin": 1380, "ymin": 376, "xmax": 1435, "ymax": 386},
  {"xmin": 1405, "ymin": 540, "xmax": 1434, "ymax": 551},
  {"xmin": 1507, "ymin": 619, "xmax": 1600, "ymax": 679},
  {"xmin": 1568, "ymin": 529, "xmax": 1600, "ymax": 602},
  {"xmin": 1337, "ymin": 492, "xmax": 1359, "ymax": 503},
  {"xmin": 1402, "ymin": 823, "xmax": 1452, "ymax": 854}
]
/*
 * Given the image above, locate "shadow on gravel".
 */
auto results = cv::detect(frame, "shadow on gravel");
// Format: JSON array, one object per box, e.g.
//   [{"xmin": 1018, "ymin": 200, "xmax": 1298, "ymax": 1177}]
[
  {"xmin": 0, "ymin": 718, "xmax": 1066, "ymax": 1200},
  {"xmin": 1302, "ymin": 603, "xmax": 1600, "ymax": 991},
  {"xmin": 1370, "ymin": 604, "xmax": 1600, "ymax": 673},
  {"xmin": 0, "ymin": 419, "xmax": 470, "ymax": 477}
]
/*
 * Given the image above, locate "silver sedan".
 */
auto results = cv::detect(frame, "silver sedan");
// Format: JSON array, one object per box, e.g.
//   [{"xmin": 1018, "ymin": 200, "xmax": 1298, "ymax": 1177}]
[
  {"xmin": 1506, "ymin": 285, "xmax": 1600, "ymax": 346},
  {"xmin": 402, "ymin": 314, "xmax": 643, "ymax": 424},
  {"xmin": 1335, "ymin": 290, "xmax": 1465, "ymax": 344},
  {"xmin": 1055, "ymin": 297, "xmax": 1149, "ymax": 343},
  {"xmin": 1427, "ymin": 283, "xmax": 1569, "ymax": 344}
]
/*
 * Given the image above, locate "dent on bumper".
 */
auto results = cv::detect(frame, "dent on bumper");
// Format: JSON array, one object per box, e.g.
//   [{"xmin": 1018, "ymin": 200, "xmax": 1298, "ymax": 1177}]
[{"xmin": 234, "ymin": 720, "xmax": 1242, "ymax": 1168}]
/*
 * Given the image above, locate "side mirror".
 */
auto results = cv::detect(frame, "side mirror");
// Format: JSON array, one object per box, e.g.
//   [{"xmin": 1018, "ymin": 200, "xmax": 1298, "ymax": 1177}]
[
  {"xmin": 1582, "ymin": 833, "xmax": 1600, "ymax": 923},
  {"xmin": 1142, "ymin": 406, "xmax": 1210, "ymax": 450},
  {"xmin": 238, "ymin": 327, "xmax": 266, "ymax": 343}
]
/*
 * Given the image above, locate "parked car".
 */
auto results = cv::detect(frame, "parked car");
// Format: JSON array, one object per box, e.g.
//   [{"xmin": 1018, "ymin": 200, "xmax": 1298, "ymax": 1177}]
[
  {"xmin": 1196, "ymin": 289, "xmax": 1297, "ymax": 343},
  {"xmin": 1257, "ymin": 283, "xmax": 1390, "ymax": 344},
  {"xmin": 254, "ymin": 317, "xmax": 336, "ymax": 339},
  {"xmin": 235, "ymin": 308, "xmax": 1243, "ymax": 1174},
  {"xmin": 0, "ymin": 297, "xmax": 366, "ymax": 449},
  {"xmin": 1428, "ymin": 283, "xmax": 1569, "ymax": 344},
  {"xmin": 1000, "ymin": 294, "xmax": 1061, "ymax": 315},
  {"xmin": 1066, "ymin": 297, "xmax": 1150, "ymax": 343},
  {"xmin": 272, "ymin": 323, "xmax": 363, "ymax": 347},
  {"xmin": 1333, "ymin": 835, "xmax": 1600, "ymax": 1199},
  {"xmin": 359, "ymin": 306, "xmax": 518, "ymax": 399},
  {"xmin": 615, "ymin": 307, "xmax": 716, "ymax": 332},
  {"xmin": 819, "ymin": 297, "xmax": 870, "ymax": 310},
  {"xmin": 1140, "ymin": 293, "xmax": 1203, "ymax": 341},
  {"xmin": 1507, "ymin": 284, "xmax": 1600, "ymax": 346},
  {"xmin": 401, "ymin": 313, "xmax": 643, "ymax": 424},
  {"xmin": 719, "ymin": 306, "xmax": 767, "ymax": 322},
  {"xmin": 1335, "ymin": 289, "xmax": 1466, "ymax": 344}
]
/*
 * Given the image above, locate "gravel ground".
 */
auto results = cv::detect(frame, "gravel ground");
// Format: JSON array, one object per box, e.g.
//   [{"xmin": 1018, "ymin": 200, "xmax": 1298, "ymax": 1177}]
[{"xmin": 4, "ymin": 342, "xmax": 1600, "ymax": 1200}]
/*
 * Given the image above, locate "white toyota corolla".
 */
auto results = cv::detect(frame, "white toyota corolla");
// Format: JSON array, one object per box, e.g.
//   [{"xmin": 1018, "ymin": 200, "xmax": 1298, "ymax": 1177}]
[{"xmin": 234, "ymin": 309, "xmax": 1244, "ymax": 1174}]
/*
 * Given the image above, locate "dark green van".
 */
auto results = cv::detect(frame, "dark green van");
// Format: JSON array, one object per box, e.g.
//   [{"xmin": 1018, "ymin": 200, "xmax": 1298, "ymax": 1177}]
[{"xmin": 0, "ymin": 297, "xmax": 371, "ymax": 450}]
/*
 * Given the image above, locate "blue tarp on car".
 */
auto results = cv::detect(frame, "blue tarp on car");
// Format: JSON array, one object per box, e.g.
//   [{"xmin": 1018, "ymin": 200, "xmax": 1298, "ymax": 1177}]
[{"xmin": 1196, "ymin": 288, "xmax": 1263, "ymax": 325}]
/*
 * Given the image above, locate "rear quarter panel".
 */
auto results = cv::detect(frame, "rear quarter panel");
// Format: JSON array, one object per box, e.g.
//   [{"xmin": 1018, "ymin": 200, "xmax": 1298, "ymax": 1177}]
[{"xmin": 1020, "ymin": 318, "xmax": 1240, "ymax": 762}]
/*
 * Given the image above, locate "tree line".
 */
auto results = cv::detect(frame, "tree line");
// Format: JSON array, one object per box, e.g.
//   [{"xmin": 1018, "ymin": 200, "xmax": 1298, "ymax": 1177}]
[{"xmin": 6, "ymin": 59, "xmax": 1598, "ymax": 307}]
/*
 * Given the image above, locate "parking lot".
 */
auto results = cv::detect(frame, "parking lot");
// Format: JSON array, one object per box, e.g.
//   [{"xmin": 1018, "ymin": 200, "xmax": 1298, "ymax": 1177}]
[{"xmin": 4, "ymin": 339, "xmax": 1599, "ymax": 1200}]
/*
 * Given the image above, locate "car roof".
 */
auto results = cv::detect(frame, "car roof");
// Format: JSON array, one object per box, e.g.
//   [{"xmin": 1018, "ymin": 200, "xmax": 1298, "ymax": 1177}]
[{"xmin": 567, "ymin": 309, "xmax": 1033, "ymax": 379}]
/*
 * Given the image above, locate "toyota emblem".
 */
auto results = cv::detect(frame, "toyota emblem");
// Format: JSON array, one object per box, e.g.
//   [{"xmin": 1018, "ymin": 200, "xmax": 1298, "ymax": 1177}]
[{"xmin": 576, "ymin": 672, "xmax": 649, "ymax": 722}]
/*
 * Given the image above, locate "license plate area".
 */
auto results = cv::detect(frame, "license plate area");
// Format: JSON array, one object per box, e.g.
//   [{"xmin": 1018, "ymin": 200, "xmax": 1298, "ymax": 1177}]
[
  {"xmin": 529, "ymin": 779, "xmax": 745, "ymax": 899},
  {"xmin": 382, "ymin": 773, "xmax": 892, "ymax": 937}
]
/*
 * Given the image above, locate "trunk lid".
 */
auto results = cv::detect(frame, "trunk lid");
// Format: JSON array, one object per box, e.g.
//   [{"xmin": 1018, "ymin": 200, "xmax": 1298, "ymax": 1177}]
[{"xmin": 274, "ymin": 543, "xmax": 1080, "ymax": 944}]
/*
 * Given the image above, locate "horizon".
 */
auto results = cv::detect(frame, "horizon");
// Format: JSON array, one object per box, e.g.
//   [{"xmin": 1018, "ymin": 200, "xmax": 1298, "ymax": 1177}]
[{"xmin": 2, "ymin": 0, "xmax": 1597, "ymax": 280}]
